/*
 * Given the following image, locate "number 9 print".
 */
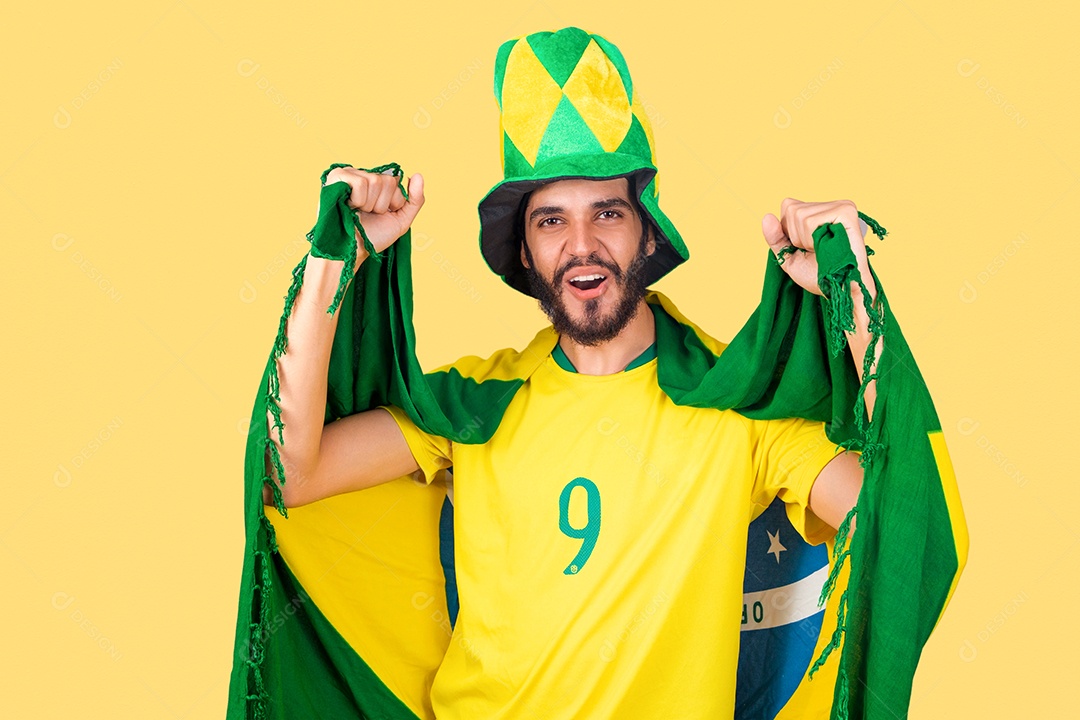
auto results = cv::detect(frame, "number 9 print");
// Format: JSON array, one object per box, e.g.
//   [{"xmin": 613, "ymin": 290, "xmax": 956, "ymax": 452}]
[{"xmin": 559, "ymin": 477, "xmax": 602, "ymax": 575}]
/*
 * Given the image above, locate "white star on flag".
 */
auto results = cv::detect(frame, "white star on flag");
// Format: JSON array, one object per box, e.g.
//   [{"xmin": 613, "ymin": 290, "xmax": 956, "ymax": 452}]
[{"xmin": 766, "ymin": 529, "xmax": 787, "ymax": 564}]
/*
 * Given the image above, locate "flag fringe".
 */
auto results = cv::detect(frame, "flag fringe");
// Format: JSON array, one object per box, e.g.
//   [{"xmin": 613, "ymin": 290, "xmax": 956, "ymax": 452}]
[
  {"xmin": 263, "ymin": 253, "xmax": 309, "ymax": 518},
  {"xmin": 244, "ymin": 251, "xmax": 310, "ymax": 716},
  {"xmin": 241, "ymin": 162, "xmax": 410, "ymax": 716},
  {"xmin": 775, "ymin": 244, "xmax": 800, "ymax": 266},
  {"xmin": 806, "ymin": 212, "xmax": 888, "ymax": 719},
  {"xmin": 858, "ymin": 211, "xmax": 889, "ymax": 242}
]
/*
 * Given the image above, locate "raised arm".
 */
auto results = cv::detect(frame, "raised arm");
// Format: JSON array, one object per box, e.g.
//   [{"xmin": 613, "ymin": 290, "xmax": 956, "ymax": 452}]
[
  {"xmin": 761, "ymin": 198, "xmax": 883, "ymax": 531},
  {"xmin": 263, "ymin": 167, "xmax": 426, "ymax": 508}
]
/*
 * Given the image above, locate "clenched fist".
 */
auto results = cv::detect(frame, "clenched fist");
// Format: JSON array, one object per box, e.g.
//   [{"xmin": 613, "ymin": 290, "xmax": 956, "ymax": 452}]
[
  {"xmin": 761, "ymin": 198, "xmax": 874, "ymax": 300},
  {"xmin": 324, "ymin": 166, "xmax": 426, "ymax": 259}
]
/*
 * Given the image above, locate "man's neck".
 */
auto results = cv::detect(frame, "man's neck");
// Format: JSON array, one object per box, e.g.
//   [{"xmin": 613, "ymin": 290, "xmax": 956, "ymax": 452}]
[{"xmin": 558, "ymin": 300, "xmax": 656, "ymax": 376}]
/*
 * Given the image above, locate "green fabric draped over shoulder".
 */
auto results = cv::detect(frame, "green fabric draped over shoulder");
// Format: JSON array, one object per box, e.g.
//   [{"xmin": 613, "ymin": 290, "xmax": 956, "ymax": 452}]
[{"xmin": 227, "ymin": 165, "xmax": 967, "ymax": 720}]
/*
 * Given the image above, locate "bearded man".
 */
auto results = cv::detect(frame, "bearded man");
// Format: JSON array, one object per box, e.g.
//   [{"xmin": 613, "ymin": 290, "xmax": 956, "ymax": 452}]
[{"xmin": 232, "ymin": 25, "xmax": 967, "ymax": 720}]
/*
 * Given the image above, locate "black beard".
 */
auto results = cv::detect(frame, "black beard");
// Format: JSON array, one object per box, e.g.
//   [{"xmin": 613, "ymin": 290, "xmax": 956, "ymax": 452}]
[{"xmin": 523, "ymin": 235, "xmax": 651, "ymax": 347}]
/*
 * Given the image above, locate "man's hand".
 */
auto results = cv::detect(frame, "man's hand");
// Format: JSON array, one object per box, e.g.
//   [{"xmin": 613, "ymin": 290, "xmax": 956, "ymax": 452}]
[
  {"xmin": 324, "ymin": 166, "xmax": 425, "ymax": 261},
  {"xmin": 761, "ymin": 198, "xmax": 875, "ymax": 301}
]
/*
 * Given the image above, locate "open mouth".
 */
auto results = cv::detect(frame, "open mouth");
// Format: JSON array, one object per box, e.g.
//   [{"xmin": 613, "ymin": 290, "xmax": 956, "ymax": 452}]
[
  {"xmin": 565, "ymin": 272, "xmax": 609, "ymax": 299},
  {"xmin": 569, "ymin": 273, "xmax": 606, "ymax": 291}
]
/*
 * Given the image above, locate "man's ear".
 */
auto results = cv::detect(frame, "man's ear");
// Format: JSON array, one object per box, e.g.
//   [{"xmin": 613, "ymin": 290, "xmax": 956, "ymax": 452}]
[
  {"xmin": 520, "ymin": 241, "xmax": 530, "ymax": 269},
  {"xmin": 646, "ymin": 223, "xmax": 657, "ymax": 257}
]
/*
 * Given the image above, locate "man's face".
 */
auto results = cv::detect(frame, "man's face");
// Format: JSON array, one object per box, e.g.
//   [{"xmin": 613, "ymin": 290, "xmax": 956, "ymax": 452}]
[{"xmin": 519, "ymin": 177, "xmax": 656, "ymax": 346}]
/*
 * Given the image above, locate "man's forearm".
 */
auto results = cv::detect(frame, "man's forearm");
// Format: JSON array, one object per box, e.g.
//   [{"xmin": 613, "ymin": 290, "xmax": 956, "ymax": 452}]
[{"xmin": 265, "ymin": 250, "xmax": 367, "ymax": 494}]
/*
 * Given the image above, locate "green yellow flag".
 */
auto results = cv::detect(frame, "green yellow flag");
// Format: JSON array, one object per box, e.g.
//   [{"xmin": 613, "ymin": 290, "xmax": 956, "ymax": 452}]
[{"xmin": 226, "ymin": 172, "xmax": 967, "ymax": 719}]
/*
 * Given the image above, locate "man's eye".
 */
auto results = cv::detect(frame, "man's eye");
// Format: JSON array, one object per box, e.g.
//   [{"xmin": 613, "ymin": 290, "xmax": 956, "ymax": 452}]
[
  {"xmin": 538, "ymin": 217, "xmax": 559, "ymax": 227},
  {"xmin": 599, "ymin": 210, "xmax": 622, "ymax": 219}
]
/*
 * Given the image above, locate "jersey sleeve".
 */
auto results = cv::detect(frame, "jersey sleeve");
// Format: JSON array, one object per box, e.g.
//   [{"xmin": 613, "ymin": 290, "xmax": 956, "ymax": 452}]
[
  {"xmin": 749, "ymin": 416, "xmax": 845, "ymax": 545},
  {"xmin": 377, "ymin": 404, "xmax": 454, "ymax": 486}
]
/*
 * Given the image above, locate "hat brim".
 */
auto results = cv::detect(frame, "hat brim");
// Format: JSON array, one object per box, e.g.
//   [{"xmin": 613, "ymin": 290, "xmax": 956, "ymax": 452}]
[{"xmin": 478, "ymin": 152, "xmax": 688, "ymax": 298}]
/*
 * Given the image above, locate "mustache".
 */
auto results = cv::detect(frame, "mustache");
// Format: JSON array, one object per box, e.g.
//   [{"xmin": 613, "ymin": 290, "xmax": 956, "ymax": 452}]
[{"xmin": 554, "ymin": 254, "xmax": 623, "ymax": 286}]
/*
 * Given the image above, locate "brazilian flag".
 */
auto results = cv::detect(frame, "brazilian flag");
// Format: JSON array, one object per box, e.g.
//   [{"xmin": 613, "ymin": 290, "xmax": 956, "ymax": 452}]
[{"xmin": 226, "ymin": 173, "xmax": 967, "ymax": 718}]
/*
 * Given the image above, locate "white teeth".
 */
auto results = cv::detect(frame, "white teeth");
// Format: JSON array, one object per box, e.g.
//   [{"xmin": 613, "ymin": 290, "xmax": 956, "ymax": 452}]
[{"xmin": 569, "ymin": 273, "xmax": 605, "ymax": 283}]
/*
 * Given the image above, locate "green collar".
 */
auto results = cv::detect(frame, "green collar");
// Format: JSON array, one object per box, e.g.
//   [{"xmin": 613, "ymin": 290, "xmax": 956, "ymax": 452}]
[{"xmin": 551, "ymin": 339, "xmax": 657, "ymax": 373}]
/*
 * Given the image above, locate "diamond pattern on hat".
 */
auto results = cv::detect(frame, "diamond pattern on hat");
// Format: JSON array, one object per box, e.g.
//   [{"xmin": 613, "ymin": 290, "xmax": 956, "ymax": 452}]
[
  {"xmin": 500, "ymin": 130, "xmax": 533, "ymax": 179},
  {"xmin": 591, "ymin": 34, "xmax": 633, "ymax": 101},
  {"xmin": 535, "ymin": 95, "xmax": 606, "ymax": 169},
  {"xmin": 499, "ymin": 30, "xmax": 661, "ymax": 176},
  {"xmin": 482, "ymin": 27, "xmax": 689, "ymax": 297},
  {"xmin": 630, "ymin": 92, "xmax": 656, "ymax": 160},
  {"xmin": 629, "ymin": 92, "xmax": 659, "ymax": 195},
  {"xmin": 561, "ymin": 39, "xmax": 633, "ymax": 153},
  {"xmin": 526, "ymin": 28, "xmax": 593, "ymax": 87},
  {"xmin": 501, "ymin": 40, "xmax": 565, "ymax": 167},
  {"xmin": 616, "ymin": 113, "xmax": 652, "ymax": 163},
  {"xmin": 493, "ymin": 37, "xmax": 518, "ymax": 112}
]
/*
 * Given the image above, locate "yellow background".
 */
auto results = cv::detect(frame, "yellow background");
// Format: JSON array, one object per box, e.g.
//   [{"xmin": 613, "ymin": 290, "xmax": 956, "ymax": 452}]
[{"xmin": 4, "ymin": 1, "xmax": 1073, "ymax": 717}]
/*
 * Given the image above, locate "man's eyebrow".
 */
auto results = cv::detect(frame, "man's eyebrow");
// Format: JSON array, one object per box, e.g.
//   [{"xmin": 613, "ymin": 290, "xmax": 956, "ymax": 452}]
[
  {"xmin": 592, "ymin": 197, "xmax": 633, "ymax": 212},
  {"xmin": 528, "ymin": 205, "xmax": 563, "ymax": 223},
  {"xmin": 528, "ymin": 197, "xmax": 634, "ymax": 224}
]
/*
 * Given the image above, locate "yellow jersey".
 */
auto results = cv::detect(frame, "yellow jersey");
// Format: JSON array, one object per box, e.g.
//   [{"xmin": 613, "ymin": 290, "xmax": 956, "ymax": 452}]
[{"xmin": 379, "ymin": 338, "xmax": 840, "ymax": 719}]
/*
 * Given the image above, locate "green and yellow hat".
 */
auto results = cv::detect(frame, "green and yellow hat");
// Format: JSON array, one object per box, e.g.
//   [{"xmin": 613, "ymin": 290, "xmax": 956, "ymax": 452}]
[{"xmin": 478, "ymin": 26, "xmax": 688, "ymax": 297}]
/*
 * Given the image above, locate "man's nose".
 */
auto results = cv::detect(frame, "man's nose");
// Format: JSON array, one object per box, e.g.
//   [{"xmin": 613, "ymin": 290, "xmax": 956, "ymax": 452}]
[{"xmin": 565, "ymin": 220, "xmax": 602, "ymax": 258}]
